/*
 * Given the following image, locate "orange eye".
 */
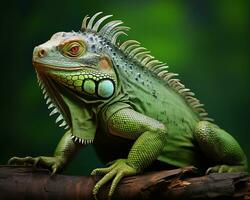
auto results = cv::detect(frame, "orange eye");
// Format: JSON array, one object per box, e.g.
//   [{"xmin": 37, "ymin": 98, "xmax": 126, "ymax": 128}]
[{"xmin": 61, "ymin": 41, "xmax": 86, "ymax": 58}]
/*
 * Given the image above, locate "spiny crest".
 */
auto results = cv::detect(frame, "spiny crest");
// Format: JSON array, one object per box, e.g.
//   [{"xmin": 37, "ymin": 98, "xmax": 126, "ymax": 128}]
[
  {"xmin": 81, "ymin": 12, "xmax": 130, "ymax": 45},
  {"xmin": 37, "ymin": 73, "xmax": 70, "ymax": 130},
  {"xmin": 81, "ymin": 12, "xmax": 213, "ymax": 122},
  {"xmin": 120, "ymin": 42, "xmax": 213, "ymax": 121},
  {"xmin": 70, "ymin": 134, "xmax": 93, "ymax": 145}
]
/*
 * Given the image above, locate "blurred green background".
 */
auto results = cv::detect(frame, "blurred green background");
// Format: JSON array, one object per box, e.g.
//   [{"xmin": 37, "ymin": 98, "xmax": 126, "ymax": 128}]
[{"xmin": 1, "ymin": 0, "xmax": 249, "ymax": 175}]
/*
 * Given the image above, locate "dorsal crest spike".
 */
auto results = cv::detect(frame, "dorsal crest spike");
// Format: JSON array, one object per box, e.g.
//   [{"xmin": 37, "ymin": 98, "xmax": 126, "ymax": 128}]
[
  {"xmin": 152, "ymin": 64, "xmax": 167, "ymax": 72},
  {"xmin": 92, "ymin": 15, "xmax": 113, "ymax": 31},
  {"xmin": 141, "ymin": 56, "xmax": 154, "ymax": 65},
  {"xmin": 134, "ymin": 51, "xmax": 151, "ymax": 60},
  {"xmin": 110, "ymin": 26, "xmax": 130, "ymax": 35},
  {"xmin": 154, "ymin": 66, "xmax": 169, "ymax": 74},
  {"xmin": 158, "ymin": 70, "xmax": 169, "ymax": 77},
  {"xmin": 119, "ymin": 40, "xmax": 140, "ymax": 51},
  {"xmin": 81, "ymin": 15, "xmax": 89, "ymax": 31},
  {"xmin": 87, "ymin": 12, "xmax": 103, "ymax": 30},
  {"xmin": 100, "ymin": 20, "xmax": 123, "ymax": 38},
  {"xmin": 111, "ymin": 31, "xmax": 128, "ymax": 44},
  {"xmin": 128, "ymin": 47, "xmax": 147, "ymax": 57},
  {"xmin": 146, "ymin": 60, "xmax": 163, "ymax": 69},
  {"xmin": 124, "ymin": 44, "xmax": 140, "ymax": 54}
]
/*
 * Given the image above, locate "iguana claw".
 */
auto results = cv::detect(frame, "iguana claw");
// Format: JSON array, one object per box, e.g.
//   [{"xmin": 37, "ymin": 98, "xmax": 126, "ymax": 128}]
[{"xmin": 91, "ymin": 159, "xmax": 138, "ymax": 200}]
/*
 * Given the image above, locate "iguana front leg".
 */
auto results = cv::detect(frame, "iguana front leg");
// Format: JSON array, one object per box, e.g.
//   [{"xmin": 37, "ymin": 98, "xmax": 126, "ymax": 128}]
[
  {"xmin": 8, "ymin": 130, "xmax": 82, "ymax": 174},
  {"xmin": 91, "ymin": 108, "xmax": 167, "ymax": 198}
]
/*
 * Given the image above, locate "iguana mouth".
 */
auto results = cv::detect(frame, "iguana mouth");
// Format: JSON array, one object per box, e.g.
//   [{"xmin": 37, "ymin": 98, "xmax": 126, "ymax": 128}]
[{"xmin": 33, "ymin": 61, "xmax": 84, "ymax": 72}]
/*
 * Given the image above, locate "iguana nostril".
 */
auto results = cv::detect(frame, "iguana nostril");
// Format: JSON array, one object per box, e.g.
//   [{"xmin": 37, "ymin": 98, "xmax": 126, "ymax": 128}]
[{"xmin": 38, "ymin": 49, "xmax": 47, "ymax": 58}]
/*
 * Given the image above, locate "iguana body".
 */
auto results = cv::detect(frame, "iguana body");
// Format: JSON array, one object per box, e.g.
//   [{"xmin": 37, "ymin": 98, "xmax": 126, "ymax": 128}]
[{"xmin": 9, "ymin": 12, "xmax": 248, "ymax": 198}]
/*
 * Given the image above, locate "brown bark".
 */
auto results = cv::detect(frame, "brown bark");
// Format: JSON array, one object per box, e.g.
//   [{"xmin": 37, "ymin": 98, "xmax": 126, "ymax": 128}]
[{"xmin": 0, "ymin": 165, "xmax": 249, "ymax": 200}]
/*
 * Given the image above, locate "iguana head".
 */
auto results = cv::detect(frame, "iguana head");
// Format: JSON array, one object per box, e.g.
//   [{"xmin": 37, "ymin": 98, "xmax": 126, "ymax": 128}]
[
  {"xmin": 32, "ymin": 13, "xmax": 125, "ymax": 144},
  {"xmin": 33, "ymin": 31, "xmax": 117, "ymax": 101}
]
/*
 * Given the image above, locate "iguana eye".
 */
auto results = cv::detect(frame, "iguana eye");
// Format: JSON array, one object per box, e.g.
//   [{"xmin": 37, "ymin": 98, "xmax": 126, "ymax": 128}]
[
  {"xmin": 70, "ymin": 46, "xmax": 80, "ymax": 54},
  {"xmin": 61, "ymin": 41, "xmax": 85, "ymax": 58}
]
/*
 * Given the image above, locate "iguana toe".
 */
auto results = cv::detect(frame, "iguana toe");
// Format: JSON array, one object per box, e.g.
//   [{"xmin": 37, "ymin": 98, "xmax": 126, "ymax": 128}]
[
  {"xmin": 92, "ymin": 159, "xmax": 138, "ymax": 200},
  {"xmin": 8, "ymin": 156, "xmax": 65, "ymax": 174},
  {"xmin": 8, "ymin": 156, "xmax": 35, "ymax": 165},
  {"xmin": 206, "ymin": 164, "xmax": 247, "ymax": 174}
]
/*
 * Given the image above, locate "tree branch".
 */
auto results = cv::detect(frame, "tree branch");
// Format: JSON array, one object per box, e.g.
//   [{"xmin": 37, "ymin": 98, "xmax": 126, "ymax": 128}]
[{"xmin": 0, "ymin": 165, "xmax": 249, "ymax": 200}]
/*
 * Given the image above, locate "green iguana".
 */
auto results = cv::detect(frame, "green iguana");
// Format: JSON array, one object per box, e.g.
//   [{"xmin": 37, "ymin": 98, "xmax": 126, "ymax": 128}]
[{"xmin": 8, "ymin": 12, "xmax": 248, "ymax": 199}]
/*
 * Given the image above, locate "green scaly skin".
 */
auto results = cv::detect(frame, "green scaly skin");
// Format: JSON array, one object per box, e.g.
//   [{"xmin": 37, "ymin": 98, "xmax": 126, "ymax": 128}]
[{"xmin": 8, "ymin": 12, "xmax": 248, "ymax": 199}]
